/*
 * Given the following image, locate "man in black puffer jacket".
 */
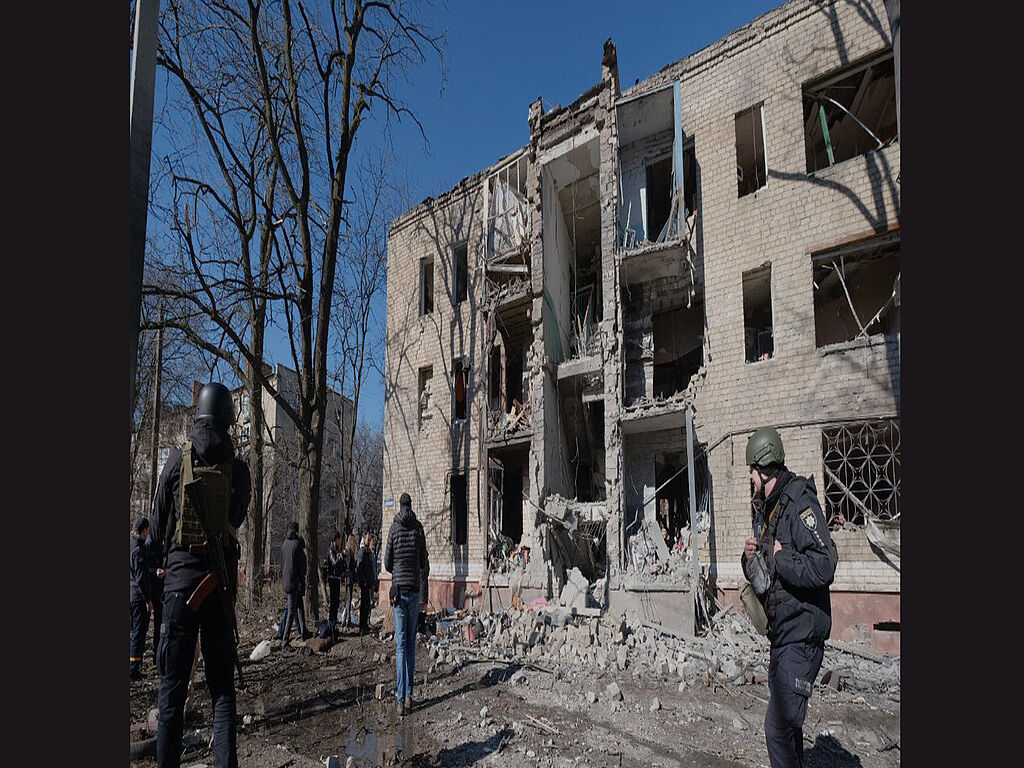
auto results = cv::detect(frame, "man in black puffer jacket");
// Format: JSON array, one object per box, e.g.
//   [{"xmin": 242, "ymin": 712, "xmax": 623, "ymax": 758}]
[
  {"xmin": 384, "ymin": 493, "xmax": 429, "ymax": 716},
  {"xmin": 741, "ymin": 427, "xmax": 837, "ymax": 768},
  {"xmin": 151, "ymin": 383, "xmax": 251, "ymax": 768}
]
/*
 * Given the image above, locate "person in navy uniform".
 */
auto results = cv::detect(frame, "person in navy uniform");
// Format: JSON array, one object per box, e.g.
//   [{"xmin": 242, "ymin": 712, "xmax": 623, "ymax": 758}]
[{"xmin": 741, "ymin": 427, "xmax": 837, "ymax": 768}]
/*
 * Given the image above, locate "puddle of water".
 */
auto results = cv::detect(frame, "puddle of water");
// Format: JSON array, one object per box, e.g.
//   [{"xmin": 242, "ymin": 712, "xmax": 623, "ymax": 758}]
[{"xmin": 343, "ymin": 717, "xmax": 417, "ymax": 767}]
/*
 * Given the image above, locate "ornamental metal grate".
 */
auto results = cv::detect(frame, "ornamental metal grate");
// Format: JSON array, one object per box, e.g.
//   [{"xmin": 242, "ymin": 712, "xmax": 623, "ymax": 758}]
[{"xmin": 821, "ymin": 419, "xmax": 900, "ymax": 528}]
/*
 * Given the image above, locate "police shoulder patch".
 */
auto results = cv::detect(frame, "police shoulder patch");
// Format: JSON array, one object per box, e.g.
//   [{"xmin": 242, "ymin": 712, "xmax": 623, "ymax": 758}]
[{"xmin": 799, "ymin": 508, "xmax": 817, "ymax": 530}]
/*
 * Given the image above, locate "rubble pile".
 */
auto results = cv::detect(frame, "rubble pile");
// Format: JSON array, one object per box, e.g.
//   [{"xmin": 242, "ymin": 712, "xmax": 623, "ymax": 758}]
[{"xmin": 423, "ymin": 604, "xmax": 900, "ymax": 700}]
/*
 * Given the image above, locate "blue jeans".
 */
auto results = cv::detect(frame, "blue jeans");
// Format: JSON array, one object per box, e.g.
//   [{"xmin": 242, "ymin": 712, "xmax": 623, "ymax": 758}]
[{"xmin": 393, "ymin": 591, "xmax": 420, "ymax": 702}]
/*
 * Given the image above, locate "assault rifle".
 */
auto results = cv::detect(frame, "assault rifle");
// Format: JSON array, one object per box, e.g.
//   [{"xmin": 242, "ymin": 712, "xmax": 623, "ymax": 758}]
[{"xmin": 184, "ymin": 478, "xmax": 245, "ymax": 690}]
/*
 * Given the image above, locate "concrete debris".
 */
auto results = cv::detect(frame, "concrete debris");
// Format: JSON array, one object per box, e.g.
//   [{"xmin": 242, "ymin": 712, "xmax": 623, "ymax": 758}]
[
  {"xmin": 732, "ymin": 717, "xmax": 747, "ymax": 731},
  {"xmin": 650, "ymin": 697, "xmax": 661, "ymax": 712},
  {"xmin": 558, "ymin": 567, "xmax": 591, "ymax": 609},
  {"xmin": 420, "ymin": 601, "xmax": 898, "ymax": 705},
  {"xmin": 586, "ymin": 691, "xmax": 597, "ymax": 704},
  {"xmin": 249, "ymin": 640, "xmax": 272, "ymax": 662}
]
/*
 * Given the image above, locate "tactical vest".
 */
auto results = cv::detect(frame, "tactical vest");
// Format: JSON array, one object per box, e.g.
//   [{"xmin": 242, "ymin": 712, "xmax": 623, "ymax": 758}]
[{"xmin": 176, "ymin": 441, "xmax": 237, "ymax": 551}]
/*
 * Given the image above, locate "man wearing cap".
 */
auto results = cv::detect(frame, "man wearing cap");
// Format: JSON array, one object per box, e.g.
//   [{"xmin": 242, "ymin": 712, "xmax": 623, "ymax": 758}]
[
  {"xmin": 150, "ymin": 382, "xmax": 251, "ymax": 768},
  {"xmin": 130, "ymin": 517, "xmax": 152, "ymax": 680},
  {"xmin": 741, "ymin": 427, "xmax": 838, "ymax": 768},
  {"xmin": 385, "ymin": 492, "xmax": 429, "ymax": 715}
]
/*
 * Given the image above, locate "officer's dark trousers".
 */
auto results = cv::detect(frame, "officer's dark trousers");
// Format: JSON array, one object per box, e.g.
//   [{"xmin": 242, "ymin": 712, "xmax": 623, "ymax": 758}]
[
  {"xmin": 151, "ymin": 581, "xmax": 164, "ymax": 666},
  {"xmin": 157, "ymin": 590, "xmax": 237, "ymax": 768},
  {"xmin": 328, "ymin": 578, "xmax": 341, "ymax": 627},
  {"xmin": 282, "ymin": 590, "xmax": 307, "ymax": 643},
  {"xmin": 130, "ymin": 598, "xmax": 149, "ymax": 676},
  {"xmin": 764, "ymin": 642, "xmax": 824, "ymax": 768}
]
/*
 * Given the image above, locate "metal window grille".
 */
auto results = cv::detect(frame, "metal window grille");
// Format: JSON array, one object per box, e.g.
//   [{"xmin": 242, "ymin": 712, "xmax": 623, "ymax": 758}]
[{"xmin": 821, "ymin": 419, "xmax": 900, "ymax": 528}]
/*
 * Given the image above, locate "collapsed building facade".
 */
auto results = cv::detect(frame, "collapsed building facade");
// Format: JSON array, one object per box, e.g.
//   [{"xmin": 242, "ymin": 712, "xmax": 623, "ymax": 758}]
[{"xmin": 382, "ymin": 0, "xmax": 900, "ymax": 650}]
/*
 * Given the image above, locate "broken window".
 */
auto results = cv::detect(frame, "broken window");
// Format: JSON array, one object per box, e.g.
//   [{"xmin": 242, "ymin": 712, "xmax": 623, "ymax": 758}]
[
  {"xmin": 451, "ymin": 472, "xmax": 468, "ymax": 546},
  {"xmin": 454, "ymin": 242, "xmax": 468, "ymax": 305},
  {"xmin": 743, "ymin": 265, "xmax": 774, "ymax": 363},
  {"xmin": 652, "ymin": 298, "xmax": 704, "ymax": 399},
  {"xmin": 453, "ymin": 359, "xmax": 468, "ymax": 421},
  {"xmin": 419, "ymin": 258, "xmax": 434, "ymax": 316},
  {"xmin": 803, "ymin": 49, "xmax": 897, "ymax": 173},
  {"xmin": 645, "ymin": 156, "xmax": 673, "ymax": 242},
  {"xmin": 571, "ymin": 284, "xmax": 599, "ymax": 359},
  {"xmin": 488, "ymin": 347, "xmax": 502, "ymax": 411},
  {"xmin": 735, "ymin": 104, "xmax": 767, "ymax": 197},
  {"xmin": 822, "ymin": 419, "xmax": 900, "ymax": 529},
  {"xmin": 682, "ymin": 139, "xmax": 697, "ymax": 216},
  {"xmin": 417, "ymin": 366, "xmax": 433, "ymax": 429},
  {"xmin": 813, "ymin": 231, "xmax": 900, "ymax": 347}
]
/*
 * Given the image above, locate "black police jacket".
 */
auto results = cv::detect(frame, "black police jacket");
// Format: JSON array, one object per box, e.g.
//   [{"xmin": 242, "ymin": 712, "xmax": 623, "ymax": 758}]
[
  {"xmin": 151, "ymin": 420, "xmax": 252, "ymax": 595},
  {"xmin": 742, "ymin": 473, "xmax": 836, "ymax": 648}
]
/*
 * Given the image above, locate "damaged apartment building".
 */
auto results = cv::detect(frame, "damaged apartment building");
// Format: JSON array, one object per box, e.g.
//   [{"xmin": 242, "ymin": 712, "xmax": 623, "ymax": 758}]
[{"xmin": 382, "ymin": 0, "xmax": 900, "ymax": 650}]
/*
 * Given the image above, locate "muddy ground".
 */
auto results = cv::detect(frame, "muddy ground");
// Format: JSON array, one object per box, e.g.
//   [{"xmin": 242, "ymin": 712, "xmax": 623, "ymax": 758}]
[{"xmin": 129, "ymin": 606, "xmax": 900, "ymax": 768}]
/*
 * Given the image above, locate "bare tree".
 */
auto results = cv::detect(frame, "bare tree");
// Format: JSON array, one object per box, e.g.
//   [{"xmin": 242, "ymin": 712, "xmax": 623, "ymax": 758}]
[
  {"xmin": 330, "ymin": 148, "xmax": 394, "ymax": 538},
  {"xmin": 146, "ymin": 0, "xmax": 287, "ymax": 608},
  {"xmin": 147, "ymin": 0, "xmax": 444, "ymax": 619}
]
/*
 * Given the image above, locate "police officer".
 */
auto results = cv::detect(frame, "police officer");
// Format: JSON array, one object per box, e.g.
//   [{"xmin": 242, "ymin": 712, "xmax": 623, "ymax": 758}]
[
  {"xmin": 741, "ymin": 427, "xmax": 837, "ymax": 768},
  {"xmin": 151, "ymin": 383, "xmax": 251, "ymax": 768},
  {"xmin": 130, "ymin": 517, "xmax": 152, "ymax": 680}
]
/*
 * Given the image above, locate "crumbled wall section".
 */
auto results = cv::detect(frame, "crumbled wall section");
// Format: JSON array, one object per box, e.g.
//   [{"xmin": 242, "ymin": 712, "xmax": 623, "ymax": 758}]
[{"xmin": 382, "ymin": 0, "xmax": 900, "ymax": 614}]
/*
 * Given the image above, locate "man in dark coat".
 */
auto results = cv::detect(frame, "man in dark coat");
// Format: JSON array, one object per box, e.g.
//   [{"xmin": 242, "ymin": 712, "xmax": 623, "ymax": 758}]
[
  {"xmin": 741, "ymin": 427, "xmax": 837, "ymax": 768},
  {"xmin": 280, "ymin": 522, "xmax": 308, "ymax": 647},
  {"xmin": 150, "ymin": 382, "xmax": 251, "ymax": 768},
  {"xmin": 384, "ymin": 493, "xmax": 429, "ymax": 715},
  {"xmin": 130, "ymin": 517, "xmax": 152, "ymax": 680}
]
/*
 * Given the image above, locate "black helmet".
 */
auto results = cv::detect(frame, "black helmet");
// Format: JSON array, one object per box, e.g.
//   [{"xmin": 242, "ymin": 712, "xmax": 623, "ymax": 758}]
[
  {"xmin": 746, "ymin": 426, "xmax": 785, "ymax": 468},
  {"xmin": 195, "ymin": 382, "xmax": 235, "ymax": 426}
]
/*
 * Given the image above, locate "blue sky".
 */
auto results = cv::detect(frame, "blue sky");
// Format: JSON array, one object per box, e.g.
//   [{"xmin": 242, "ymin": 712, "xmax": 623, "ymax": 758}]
[{"xmin": 150, "ymin": 2, "xmax": 780, "ymax": 430}]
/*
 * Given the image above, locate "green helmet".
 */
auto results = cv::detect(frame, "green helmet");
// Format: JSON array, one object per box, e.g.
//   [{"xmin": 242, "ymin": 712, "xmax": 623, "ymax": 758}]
[{"xmin": 746, "ymin": 426, "xmax": 785, "ymax": 468}]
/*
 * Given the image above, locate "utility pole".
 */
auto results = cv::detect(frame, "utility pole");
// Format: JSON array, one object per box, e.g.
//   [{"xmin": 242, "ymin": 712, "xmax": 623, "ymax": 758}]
[
  {"xmin": 130, "ymin": 0, "xmax": 161, "ymax": 427},
  {"xmin": 149, "ymin": 304, "xmax": 164, "ymax": 506}
]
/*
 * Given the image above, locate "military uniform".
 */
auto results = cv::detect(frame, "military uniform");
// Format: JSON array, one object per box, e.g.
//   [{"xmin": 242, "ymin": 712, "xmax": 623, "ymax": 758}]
[
  {"xmin": 742, "ymin": 429, "xmax": 837, "ymax": 768},
  {"xmin": 151, "ymin": 385, "xmax": 251, "ymax": 768}
]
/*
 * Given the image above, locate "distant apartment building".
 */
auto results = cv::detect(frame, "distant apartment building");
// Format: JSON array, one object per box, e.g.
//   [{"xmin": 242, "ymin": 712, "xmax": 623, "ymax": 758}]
[
  {"xmin": 232, "ymin": 364, "xmax": 355, "ymax": 570},
  {"xmin": 381, "ymin": 0, "xmax": 900, "ymax": 649}
]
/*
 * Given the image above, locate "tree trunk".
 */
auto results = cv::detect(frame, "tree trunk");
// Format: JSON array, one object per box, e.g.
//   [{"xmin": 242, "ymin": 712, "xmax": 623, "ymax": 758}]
[{"xmin": 244, "ymin": 346, "xmax": 266, "ymax": 608}]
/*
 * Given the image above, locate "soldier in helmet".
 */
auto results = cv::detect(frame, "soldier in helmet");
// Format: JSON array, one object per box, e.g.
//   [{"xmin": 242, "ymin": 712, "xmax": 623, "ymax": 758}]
[
  {"xmin": 741, "ymin": 427, "xmax": 837, "ymax": 768},
  {"xmin": 151, "ymin": 382, "xmax": 251, "ymax": 768}
]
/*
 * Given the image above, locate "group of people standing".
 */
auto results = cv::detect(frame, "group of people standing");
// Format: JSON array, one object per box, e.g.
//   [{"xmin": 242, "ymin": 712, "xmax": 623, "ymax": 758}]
[
  {"xmin": 275, "ymin": 524, "xmax": 379, "ymax": 647},
  {"xmin": 324, "ymin": 530, "xmax": 378, "ymax": 635}
]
